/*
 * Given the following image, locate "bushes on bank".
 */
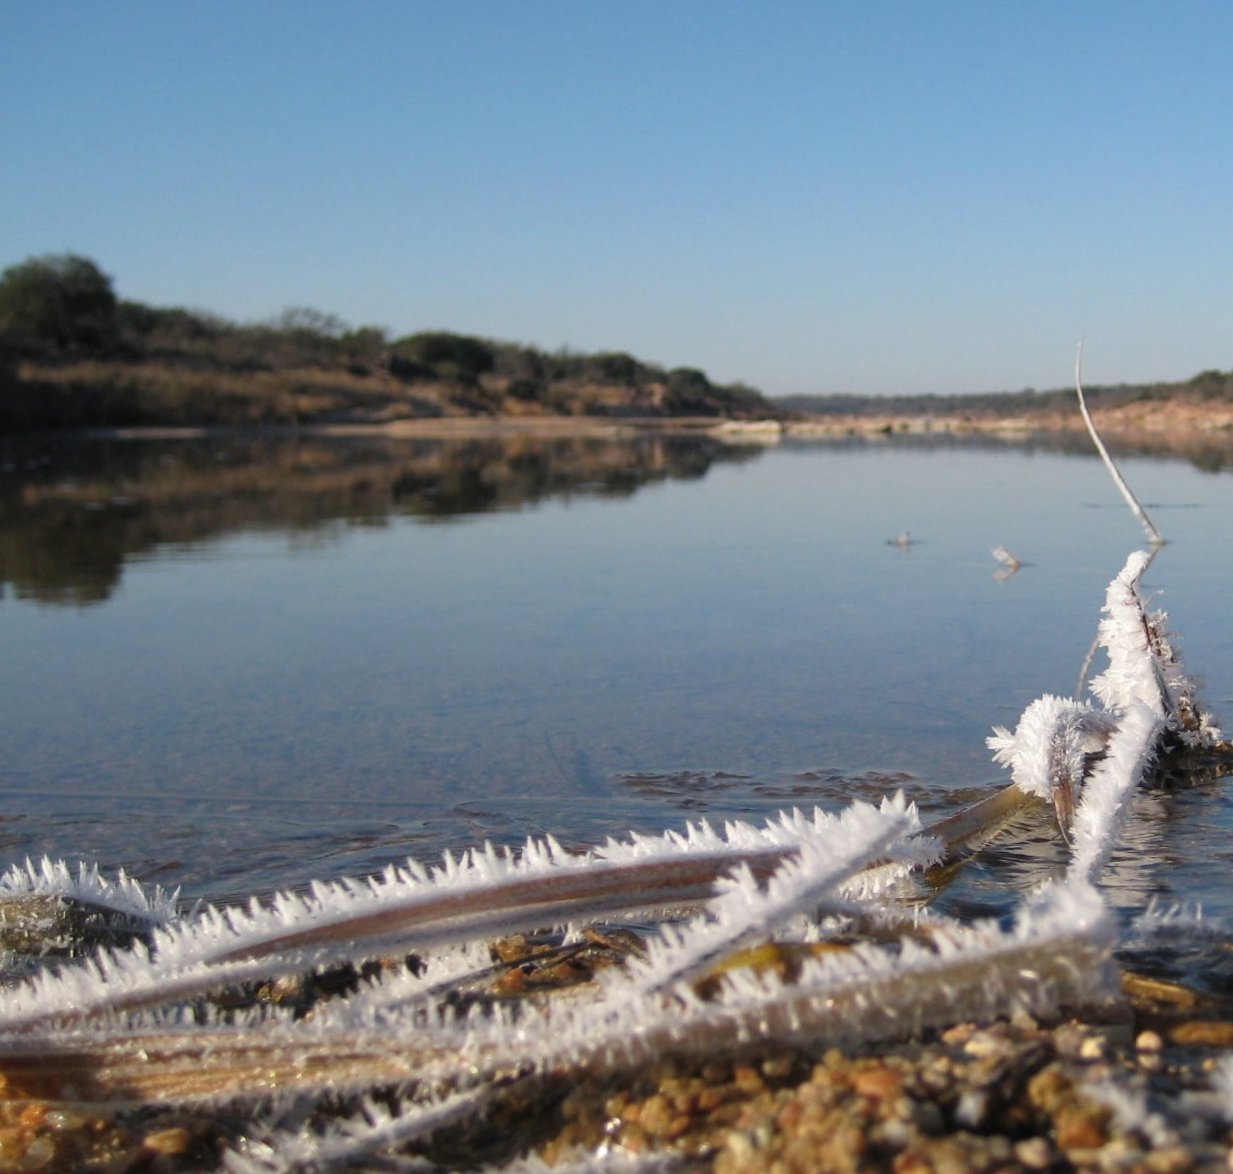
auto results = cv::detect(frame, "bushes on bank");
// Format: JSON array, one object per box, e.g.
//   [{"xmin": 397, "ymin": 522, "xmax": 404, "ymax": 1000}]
[{"xmin": 0, "ymin": 252, "xmax": 780, "ymax": 428}]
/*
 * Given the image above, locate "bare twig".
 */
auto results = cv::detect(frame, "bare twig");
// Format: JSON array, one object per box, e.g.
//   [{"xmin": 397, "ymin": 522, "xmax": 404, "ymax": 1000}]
[{"xmin": 1074, "ymin": 341, "xmax": 1163, "ymax": 546}]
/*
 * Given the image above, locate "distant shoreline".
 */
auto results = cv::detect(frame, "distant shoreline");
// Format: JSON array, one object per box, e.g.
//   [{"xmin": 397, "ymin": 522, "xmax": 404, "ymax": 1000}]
[
  {"xmin": 10, "ymin": 392, "xmax": 1233, "ymax": 471},
  {"xmin": 41, "ymin": 396, "xmax": 1231, "ymax": 442}
]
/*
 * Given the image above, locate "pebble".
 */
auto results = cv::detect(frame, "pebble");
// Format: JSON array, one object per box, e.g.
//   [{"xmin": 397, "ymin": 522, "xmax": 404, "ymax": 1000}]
[
  {"xmin": 962, "ymin": 1031, "xmax": 1009, "ymax": 1058},
  {"xmin": 1079, "ymin": 1035, "xmax": 1105, "ymax": 1060},
  {"xmin": 143, "ymin": 1126, "xmax": 190, "ymax": 1155},
  {"xmin": 953, "ymin": 1088, "xmax": 989, "ymax": 1128},
  {"xmin": 1013, "ymin": 1135, "xmax": 1053, "ymax": 1168},
  {"xmin": 1146, "ymin": 1146, "xmax": 1195, "ymax": 1173},
  {"xmin": 1137, "ymin": 1029, "xmax": 1165, "ymax": 1051},
  {"xmin": 852, "ymin": 1064, "xmax": 901, "ymax": 1100}
]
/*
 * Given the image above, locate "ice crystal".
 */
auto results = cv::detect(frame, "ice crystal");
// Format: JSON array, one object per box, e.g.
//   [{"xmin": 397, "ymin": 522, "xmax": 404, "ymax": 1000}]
[
  {"xmin": 1089, "ymin": 550, "xmax": 1222, "ymax": 746},
  {"xmin": 1067, "ymin": 702, "xmax": 1163, "ymax": 884},
  {"xmin": 609, "ymin": 794, "xmax": 933, "ymax": 997},
  {"xmin": 987, "ymin": 694, "xmax": 1116, "ymax": 826},
  {"xmin": 0, "ymin": 804, "xmax": 925, "ymax": 1034},
  {"xmin": 224, "ymin": 1087, "xmax": 490, "ymax": 1172},
  {"xmin": 0, "ymin": 856, "xmax": 179, "ymax": 924}
]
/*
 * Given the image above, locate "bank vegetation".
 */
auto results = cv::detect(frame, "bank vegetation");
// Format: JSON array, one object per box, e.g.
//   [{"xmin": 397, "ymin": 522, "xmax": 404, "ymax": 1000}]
[
  {"xmin": 782, "ymin": 368, "xmax": 1233, "ymax": 433},
  {"xmin": 0, "ymin": 254, "xmax": 778, "ymax": 432}
]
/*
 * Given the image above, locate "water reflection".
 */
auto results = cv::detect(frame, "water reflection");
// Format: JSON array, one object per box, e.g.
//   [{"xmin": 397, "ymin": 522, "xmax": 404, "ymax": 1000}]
[
  {"xmin": 8, "ymin": 425, "xmax": 1233, "ymax": 609},
  {"xmin": 851, "ymin": 426, "xmax": 1233, "ymax": 474},
  {"xmin": 5, "ymin": 429, "xmax": 1233, "ymax": 925},
  {"xmin": 0, "ymin": 432, "xmax": 762, "ymax": 607},
  {"xmin": 618, "ymin": 767, "xmax": 922, "ymax": 813}
]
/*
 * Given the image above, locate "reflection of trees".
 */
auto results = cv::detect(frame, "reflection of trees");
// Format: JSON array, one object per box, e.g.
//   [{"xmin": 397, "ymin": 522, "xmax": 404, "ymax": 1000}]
[
  {"xmin": 0, "ymin": 515, "xmax": 124, "ymax": 605},
  {"xmin": 0, "ymin": 433, "xmax": 763, "ymax": 606},
  {"xmin": 852, "ymin": 428, "xmax": 1233, "ymax": 473},
  {"xmin": 385, "ymin": 435, "xmax": 746, "ymax": 518}
]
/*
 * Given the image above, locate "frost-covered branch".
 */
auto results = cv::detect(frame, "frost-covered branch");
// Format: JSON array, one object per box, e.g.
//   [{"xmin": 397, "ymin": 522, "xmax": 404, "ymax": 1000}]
[
  {"xmin": 0, "ymin": 876, "xmax": 1118, "ymax": 1109},
  {"xmin": 1090, "ymin": 550, "xmax": 1222, "ymax": 746},
  {"xmin": 989, "ymin": 545, "xmax": 1223, "ymax": 882},
  {"xmin": 1066, "ymin": 701, "xmax": 1164, "ymax": 884},
  {"xmin": 0, "ymin": 806, "xmax": 931, "ymax": 1033},
  {"xmin": 611, "ymin": 794, "xmax": 934, "ymax": 998},
  {"xmin": 987, "ymin": 695, "xmax": 1116, "ymax": 830},
  {"xmin": 0, "ymin": 857, "xmax": 179, "ymax": 925}
]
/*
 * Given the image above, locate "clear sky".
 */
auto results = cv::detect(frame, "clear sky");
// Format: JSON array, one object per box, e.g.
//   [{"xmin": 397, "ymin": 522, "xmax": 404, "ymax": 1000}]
[{"xmin": 3, "ymin": 2, "xmax": 1231, "ymax": 397}]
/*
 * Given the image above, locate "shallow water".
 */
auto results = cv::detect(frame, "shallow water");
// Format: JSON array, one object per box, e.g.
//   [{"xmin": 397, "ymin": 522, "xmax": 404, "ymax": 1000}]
[{"xmin": 2, "ymin": 429, "xmax": 1232, "ymax": 931}]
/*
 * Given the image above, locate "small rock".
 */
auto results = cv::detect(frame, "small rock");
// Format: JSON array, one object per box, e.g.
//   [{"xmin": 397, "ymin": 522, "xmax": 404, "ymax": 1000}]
[
  {"xmin": 963, "ymin": 1032, "xmax": 1010, "ymax": 1059},
  {"xmin": 1079, "ymin": 1035, "xmax": 1105, "ymax": 1060},
  {"xmin": 853, "ymin": 1064, "xmax": 902, "ymax": 1100},
  {"xmin": 1010, "ymin": 1007, "xmax": 1040, "ymax": 1033},
  {"xmin": 22, "ymin": 1136, "xmax": 56, "ymax": 1170},
  {"xmin": 1014, "ymin": 1136, "xmax": 1053, "ymax": 1169},
  {"xmin": 941, "ymin": 1024, "xmax": 975, "ymax": 1047},
  {"xmin": 954, "ymin": 1089, "xmax": 989, "ymax": 1129},
  {"xmin": 1056, "ymin": 1104, "xmax": 1109, "ymax": 1151},
  {"xmin": 872, "ymin": 1117, "xmax": 913, "ymax": 1149},
  {"xmin": 1144, "ymin": 1146, "xmax": 1193, "ymax": 1173},
  {"xmin": 1137, "ymin": 1030, "xmax": 1164, "ymax": 1052},
  {"xmin": 722, "ymin": 1129, "xmax": 755, "ymax": 1163},
  {"xmin": 143, "ymin": 1127, "xmax": 190, "ymax": 1156}
]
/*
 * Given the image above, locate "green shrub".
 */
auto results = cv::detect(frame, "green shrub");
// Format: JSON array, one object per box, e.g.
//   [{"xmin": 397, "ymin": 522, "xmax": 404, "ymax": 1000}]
[
  {"xmin": 589, "ymin": 351, "xmax": 648, "ymax": 386},
  {"xmin": 0, "ymin": 253, "xmax": 119, "ymax": 353},
  {"xmin": 389, "ymin": 331, "xmax": 495, "ymax": 380}
]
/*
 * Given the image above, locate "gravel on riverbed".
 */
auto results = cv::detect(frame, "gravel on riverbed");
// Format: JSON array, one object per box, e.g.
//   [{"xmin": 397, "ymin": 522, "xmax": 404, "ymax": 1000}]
[{"xmin": 538, "ymin": 996, "xmax": 1233, "ymax": 1173}]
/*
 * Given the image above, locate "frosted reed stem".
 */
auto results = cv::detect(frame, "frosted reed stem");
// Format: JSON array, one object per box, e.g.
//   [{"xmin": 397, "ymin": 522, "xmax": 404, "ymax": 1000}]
[{"xmin": 1074, "ymin": 341, "xmax": 1163, "ymax": 546}]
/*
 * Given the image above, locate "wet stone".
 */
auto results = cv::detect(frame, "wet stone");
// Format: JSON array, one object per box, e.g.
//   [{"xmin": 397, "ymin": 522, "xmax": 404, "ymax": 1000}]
[
  {"xmin": 1013, "ymin": 1135, "xmax": 1053, "ymax": 1168},
  {"xmin": 0, "ymin": 895, "xmax": 153, "ymax": 959}
]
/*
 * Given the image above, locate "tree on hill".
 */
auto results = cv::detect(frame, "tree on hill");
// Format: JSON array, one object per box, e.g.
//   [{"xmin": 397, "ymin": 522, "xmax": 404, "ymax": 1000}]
[
  {"xmin": 587, "ymin": 351, "xmax": 648, "ymax": 386},
  {"xmin": 0, "ymin": 253, "xmax": 119, "ymax": 353},
  {"xmin": 389, "ymin": 331, "xmax": 495, "ymax": 382}
]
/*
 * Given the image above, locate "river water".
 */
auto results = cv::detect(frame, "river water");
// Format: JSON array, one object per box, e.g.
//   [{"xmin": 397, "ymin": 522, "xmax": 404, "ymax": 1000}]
[{"xmin": 2, "ymin": 428, "xmax": 1232, "ymax": 935}]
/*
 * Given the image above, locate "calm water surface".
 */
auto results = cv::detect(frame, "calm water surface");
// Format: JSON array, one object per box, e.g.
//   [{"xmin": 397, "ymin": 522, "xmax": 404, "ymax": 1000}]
[{"xmin": 2, "ymin": 431, "xmax": 1233, "ymax": 930}]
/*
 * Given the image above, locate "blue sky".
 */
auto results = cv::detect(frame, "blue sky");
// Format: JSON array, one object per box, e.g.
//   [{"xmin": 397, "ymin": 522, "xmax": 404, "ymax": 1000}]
[{"xmin": 3, "ymin": 2, "xmax": 1231, "ymax": 397}]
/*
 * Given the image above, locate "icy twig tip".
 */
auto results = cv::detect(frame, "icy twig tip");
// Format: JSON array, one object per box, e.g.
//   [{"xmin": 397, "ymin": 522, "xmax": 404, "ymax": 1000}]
[{"xmin": 1074, "ymin": 341, "xmax": 1163, "ymax": 546}]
